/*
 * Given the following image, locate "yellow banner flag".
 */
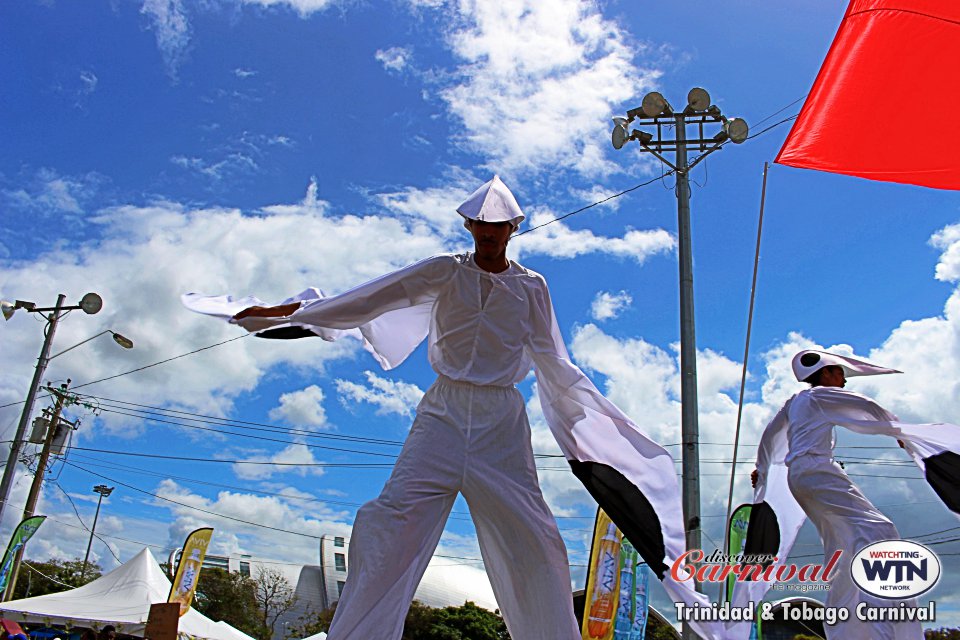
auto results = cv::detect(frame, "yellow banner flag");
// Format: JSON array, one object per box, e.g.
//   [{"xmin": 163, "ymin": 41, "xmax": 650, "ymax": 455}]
[
  {"xmin": 168, "ymin": 527, "xmax": 213, "ymax": 616},
  {"xmin": 581, "ymin": 509, "xmax": 622, "ymax": 640}
]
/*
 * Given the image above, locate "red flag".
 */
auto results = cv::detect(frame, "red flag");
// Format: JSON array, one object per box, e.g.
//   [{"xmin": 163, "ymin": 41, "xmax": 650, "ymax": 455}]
[{"xmin": 776, "ymin": 1, "xmax": 960, "ymax": 190}]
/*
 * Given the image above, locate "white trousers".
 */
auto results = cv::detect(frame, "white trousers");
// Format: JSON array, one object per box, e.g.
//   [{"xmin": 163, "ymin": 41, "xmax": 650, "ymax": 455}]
[
  {"xmin": 788, "ymin": 455, "xmax": 922, "ymax": 640},
  {"xmin": 327, "ymin": 377, "xmax": 581, "ymax": 640}
]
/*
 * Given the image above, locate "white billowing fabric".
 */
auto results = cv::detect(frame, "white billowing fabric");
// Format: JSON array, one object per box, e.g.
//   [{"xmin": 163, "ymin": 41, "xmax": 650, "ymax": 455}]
[
  {"xmin": 183, "ymin": 252, "xmax": 723, "ymax": 640},
  {"xmin": 456, "ymin": 175, "xmax": 525, "ymax": 228},
  {"xmin": 791, "ymin": 348, "xmax": 901, "ymax": 382},
  {"xmin": 728, "ymin": 386, "xmax": 960, "ymax": 640}
]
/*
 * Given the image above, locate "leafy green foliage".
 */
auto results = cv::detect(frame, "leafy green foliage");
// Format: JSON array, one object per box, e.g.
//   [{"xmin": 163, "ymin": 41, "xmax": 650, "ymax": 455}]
[
  {"xmin": 14, "ymin": 558, "xmax": 102, "ymax": 599},
  {"xmin": 193, "ymin": 568, "xmax": 262, "ymax": 639}
]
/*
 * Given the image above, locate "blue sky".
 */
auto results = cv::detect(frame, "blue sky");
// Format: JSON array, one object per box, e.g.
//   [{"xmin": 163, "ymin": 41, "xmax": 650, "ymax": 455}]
[{"xmin": 3, "ymin": 0, "xmax": 960, "ymax": 631}]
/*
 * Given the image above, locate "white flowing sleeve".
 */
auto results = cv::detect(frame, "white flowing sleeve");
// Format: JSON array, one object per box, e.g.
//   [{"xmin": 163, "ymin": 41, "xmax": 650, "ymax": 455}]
[
  {"xmin": 182, "ymin": 255, "xmax": 457, "ymax": 370},
  {"xmin": 525, "ymin": 277, "xmax": 723, "ymax": 640},
  {"xmin": 811, "ymin": 387, "xmax": 960, "ymax": 518}
]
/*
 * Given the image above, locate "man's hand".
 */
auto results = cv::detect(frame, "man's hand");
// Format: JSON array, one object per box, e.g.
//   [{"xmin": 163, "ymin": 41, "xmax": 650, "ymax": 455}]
[{"xmin": 751, "ymin": 469, "xmax": 759, "ymax": 488}]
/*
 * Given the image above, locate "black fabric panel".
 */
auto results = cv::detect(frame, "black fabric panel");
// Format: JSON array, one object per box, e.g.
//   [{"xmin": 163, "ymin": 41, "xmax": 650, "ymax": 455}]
[
  {"xmin": 569, "ymin": 460, "xmax": 668, "ymax": 580},
  {"xmin": 254, "ymin": 327, "xmax": 318, "ymax": 340},
  {"xmin": 743, "ymin": 501, "xmax": 780, "ymax": 568},
  {"xmin": 925, "ymin": 451, "xmax": 960, "ymax": 514}
]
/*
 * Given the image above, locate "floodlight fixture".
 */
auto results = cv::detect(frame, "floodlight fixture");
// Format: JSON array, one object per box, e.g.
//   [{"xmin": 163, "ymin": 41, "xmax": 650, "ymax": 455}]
[
  {"xmin": 635, "ymin": 130, "xmax": 654, "ymax": 144},
  {"xmin": 1, "ymin": 301, "xmax": 14, "ymax": 321},
  {"xmin": 641, "ymin": 92, "xmax": 671, "ymax": 117},
  {"xmin": 686, "ymin": 87, "xmax": 711, "ymax": 112},
  {"xmin": 724, "ymin": 117, "xmax": 749, "ymax": 144},
  {"xmin": 612, "ymin": 121, "xmax": 629, "ymax": 149},
  {"xmin": 79, "ymin": 292, "xmax": 103, "ymax": 315}
]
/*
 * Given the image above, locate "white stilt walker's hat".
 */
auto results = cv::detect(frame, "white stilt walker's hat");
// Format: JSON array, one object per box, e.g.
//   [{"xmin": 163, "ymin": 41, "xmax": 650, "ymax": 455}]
[
  {"xmin": 792, "ymin": 349, "xmax": 901, "ymax": 382},
  {"xmin": 457, "ymin": 175, "xmax": 525, "ymax": 229}
]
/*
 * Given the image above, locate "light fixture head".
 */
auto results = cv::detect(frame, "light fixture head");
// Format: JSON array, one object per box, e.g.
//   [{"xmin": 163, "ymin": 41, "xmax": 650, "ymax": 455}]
[
  {"xmin": 611, "ymin": 122, "xmax": 629, "ymax": 150},
  {"xmin": 1, "ymin": 301, "xmax": 14, "ymax": 321},
  {"xmin": 724, "ymin": 117, "xmax": 749, "ymax": 144},
  {"xmin": 111, "ymin": 332, "xmax": 134, "ymax": 349},
  {"xmin": 93, "ymin": 484, "xmax": 115, "ymax": 497},
  {"xmin": 641, "ymin": 92, "xmax": 671, "ymax": 117},
  {"xmin": 686, "ymin": 87, "xmax": 711, "ymax": 112},
  {"xmin": 79, "ymin": 292, "xmax": 103, "ymax": 315}
]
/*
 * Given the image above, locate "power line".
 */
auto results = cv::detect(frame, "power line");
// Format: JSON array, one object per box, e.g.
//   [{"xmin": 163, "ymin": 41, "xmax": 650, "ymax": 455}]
[{"xmin": 71, "ymin": 334, "xmax": 251, "ymax": 390}]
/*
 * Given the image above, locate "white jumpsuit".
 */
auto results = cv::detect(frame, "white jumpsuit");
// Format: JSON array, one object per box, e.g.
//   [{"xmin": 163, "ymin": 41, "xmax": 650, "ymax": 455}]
[
  {"xmin": 747, "ymin": 387, "xmax": 951, "ymax": 640},
  {"xmin": 183, "ymin": 252, "xmax": 724, "ymax": 640}
]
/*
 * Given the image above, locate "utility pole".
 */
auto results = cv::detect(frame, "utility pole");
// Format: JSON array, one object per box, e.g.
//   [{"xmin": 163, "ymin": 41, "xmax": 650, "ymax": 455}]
[
  {"xmin": 612, "ymin": 88, "xmax": 748, "ymax": 640},
  {"xmin": 82, "ymin": 484, "xmax": 115, "ymax": 580},
  {"xmin": 0, "ymin": 292, "xmax": 106, "ymax": 529},
  {"xmin": 2, "ymin": 383, "xmax": 75, "ymax": 601},
  {"xmin": 0, "ymin": 295, "xmax": 67, "ymax": 527}
]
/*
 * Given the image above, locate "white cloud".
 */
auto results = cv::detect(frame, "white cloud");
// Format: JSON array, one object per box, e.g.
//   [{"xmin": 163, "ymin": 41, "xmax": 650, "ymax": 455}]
[
  {"xmin": 2, "ymin": 167, "xmax": 102, "ymax": 215},
  {"xmin": 79, "ymin": 70, "xmax": 98, "ymax": 95},
  {"xmin": 512, "ymin": 209, "xmax": 675, "ymax": 264},
  {"xmin": 375, "ymin": 47, "xmax": 412, "ymax": 73},
  {"xmin": 429, "ymin": 0, "xmax": 660, "ymax": 177},
  {"xmin": 140, "ymin": 0, "xmax": 191, "ymax": 80},
  {"xmin": 335, "ymin": 371, "xmax": 424, "ymax": 418},
  {"xmin": 238, "ymin": 0, "xmax": 338, "ymax": 17},
  {"xmin": 930, "ymin": 222, "xmax": 960, "ymax": 283},
  {"xmin": 234, "ymin": 68, "xmax": 257, "ymax": 78},
  {"xmin": 269, "ymin": 385, "xmax": 329, "ymax": 428},
  {"xmin": 232, "ymin": 443, "xmax": 325, "ymax": 480},
  {"xmin": 590, "ymin": 290, "xmax": 632, "ymax": 321}
]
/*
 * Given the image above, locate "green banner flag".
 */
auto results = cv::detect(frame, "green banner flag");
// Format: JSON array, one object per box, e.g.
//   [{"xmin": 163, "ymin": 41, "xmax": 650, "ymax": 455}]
[
  {"xmin": 726, "ymin": 504, "xmax": 752, "ymax": 603},
  {"xmin": 0, "ymin": 516, "xmax": 46, "ymax": 592}
]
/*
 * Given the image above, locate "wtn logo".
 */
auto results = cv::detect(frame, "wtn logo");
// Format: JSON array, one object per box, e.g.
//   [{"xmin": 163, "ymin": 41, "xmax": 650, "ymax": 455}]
[
  {"xmin": 851, "ymin": 540, "xmax": 941, "ymax": 599},
  {"xmin": 860, "ymin": 558, "xmax": 927, "ymax": 583}
]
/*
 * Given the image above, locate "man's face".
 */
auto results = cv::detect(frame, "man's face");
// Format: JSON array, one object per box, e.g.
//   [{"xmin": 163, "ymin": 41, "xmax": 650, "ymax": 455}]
[
  {"xmin": 468, "ymin": 219, "xmax": 513, "ymax": 260},
  {"xmin": 819, "ymin": 365, "xmax": 846, "ymax": 388}
]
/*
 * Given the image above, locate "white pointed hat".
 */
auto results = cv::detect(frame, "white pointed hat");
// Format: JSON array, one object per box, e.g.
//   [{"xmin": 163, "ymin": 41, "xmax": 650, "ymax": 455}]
[
  {"xmin": 792, "ymin": 349, "xmax": 901, "ymax": 382},
  {"xmin": 457, "ymin": 175, "xmax": 525, "ymax": 229}
]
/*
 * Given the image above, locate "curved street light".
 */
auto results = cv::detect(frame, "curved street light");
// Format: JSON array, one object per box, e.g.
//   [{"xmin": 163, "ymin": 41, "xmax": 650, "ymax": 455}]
[{"xmin": 0, "ymin": 292, "xmax": 134, "ymax": 536}]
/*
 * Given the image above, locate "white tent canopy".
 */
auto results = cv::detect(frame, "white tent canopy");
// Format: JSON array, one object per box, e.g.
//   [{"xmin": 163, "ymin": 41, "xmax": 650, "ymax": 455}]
[{"xmin": 0, "ymin": 548, "xmax": 255, "ymax": 640}]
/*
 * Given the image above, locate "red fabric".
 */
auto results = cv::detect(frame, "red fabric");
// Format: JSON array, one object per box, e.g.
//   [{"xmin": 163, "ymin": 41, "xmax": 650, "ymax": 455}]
[
  {"xmin": 776, "ymin": 1, "xmax": 960, "ymax": 190},
  {"xmin": 0, "ymin": 620, "xmax": 26, "ymax": 636}
]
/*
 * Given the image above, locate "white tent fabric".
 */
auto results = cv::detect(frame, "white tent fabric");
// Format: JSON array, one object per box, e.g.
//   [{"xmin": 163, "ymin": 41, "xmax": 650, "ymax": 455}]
[{"xmin": 0, "ymin": 548, "xmax": 255, "ymax": 640}]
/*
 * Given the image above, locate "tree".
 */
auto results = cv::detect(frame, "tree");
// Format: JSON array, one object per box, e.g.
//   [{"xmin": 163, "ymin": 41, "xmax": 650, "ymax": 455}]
[
  {"xmin": 194, "ymin": 568, "xmax": 261, "ymax": 639},
  {"xmin": 926, "ymin": 629, "xmax": 960, "ymax": 640},
  {"xmin": 420, "ymin": 601, "xmax": 509, "ymax": 640},
  {"xmin": 253, "ymin": 567, "xmax": 298, "ymax": 640},
  {"xmin": 13, "ymin": 558, "xmax": 102, "ymax": 599},
  {"xmin": 294, "ymin": 601, "xmax": 510, "ymax": 640}
]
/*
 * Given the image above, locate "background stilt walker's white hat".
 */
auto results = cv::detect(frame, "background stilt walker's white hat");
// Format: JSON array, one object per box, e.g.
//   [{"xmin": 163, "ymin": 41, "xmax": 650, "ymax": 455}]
[
  {"xmin": 457, "ymin": 175, "xmax": 525, "ymax": 228},
  {"xmin": 792, "ymin": 349, "xmax": 901, "ymax": 382}
]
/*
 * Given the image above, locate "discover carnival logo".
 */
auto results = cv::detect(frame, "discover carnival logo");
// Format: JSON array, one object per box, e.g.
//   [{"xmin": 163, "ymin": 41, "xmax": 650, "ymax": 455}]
[{"xmin": 851, "ymin": 539, "xmax": 941, "ymax": 599}]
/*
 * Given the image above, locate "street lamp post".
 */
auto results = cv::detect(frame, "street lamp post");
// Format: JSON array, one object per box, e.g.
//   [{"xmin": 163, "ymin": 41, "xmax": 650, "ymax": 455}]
[
  {"xmin": 612, "ymin": 88, "xmax": 748, "ymax": 640},
  {"xmin": 0, "ymin": 293, "xmax": 104, "ymax": 527},
  {"xmin": 82, "ymin": 484, "xmax": 114, "ymax": 580}
]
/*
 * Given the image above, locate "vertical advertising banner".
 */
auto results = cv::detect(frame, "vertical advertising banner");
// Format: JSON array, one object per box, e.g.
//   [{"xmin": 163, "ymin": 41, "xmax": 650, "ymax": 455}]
[
  {"xmin": 630, "ymin": 559, "xmax": 649, "ymax": 640},
  {"xmin": 582, "ymin": 509, "xmax": 622, "ymax": 640},
  {"xmin": 0, "ymin": 516, "xmax": 46, "ymax": 592},
  {"xmin": 726, "ymin": 504, "xmax": 752, "ymax": 602},
  {"xmin": 168, "ymin": 527, "xmax": 213, "ymax": 616},
  {"xmin": 611, "ymin": 538, "xmax": 650, "ymax": 640}
]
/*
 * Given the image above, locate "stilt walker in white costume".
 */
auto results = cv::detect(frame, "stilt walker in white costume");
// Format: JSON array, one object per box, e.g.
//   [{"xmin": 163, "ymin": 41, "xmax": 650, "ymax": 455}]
[
  {"xmin": 739, "ymin": 349, "xmax": 960, "ymax": 640},
  {"xmin": 183, "ymin": 176, "xmax": 724, "ymax": 640}
]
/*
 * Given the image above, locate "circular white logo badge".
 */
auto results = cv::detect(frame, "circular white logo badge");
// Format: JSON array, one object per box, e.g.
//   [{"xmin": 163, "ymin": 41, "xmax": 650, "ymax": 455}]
[{"xmin": 850, "ymin": 540, "xmax": 941, "ymax": 599}]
